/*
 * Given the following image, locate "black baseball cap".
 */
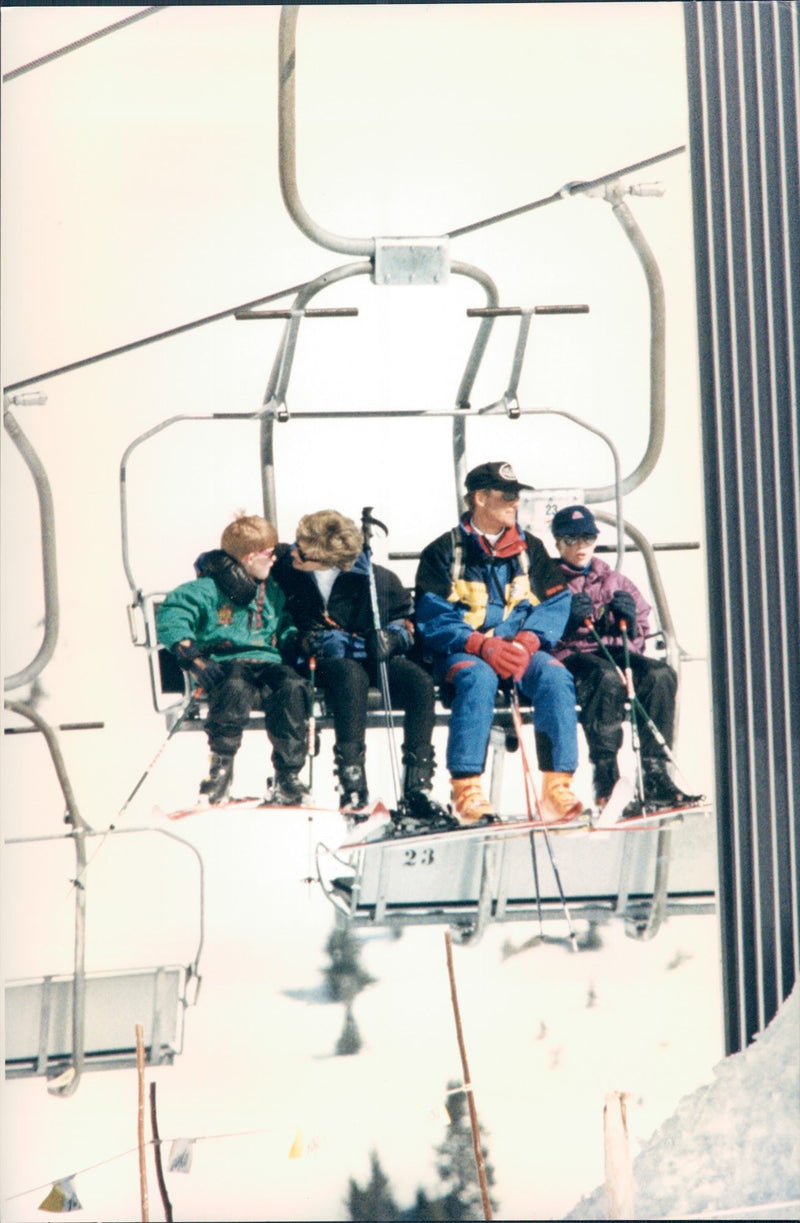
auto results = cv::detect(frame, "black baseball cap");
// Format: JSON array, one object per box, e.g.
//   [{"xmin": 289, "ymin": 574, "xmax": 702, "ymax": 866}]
[{"xmin": 465, "ymin": 461, "xmax": 533, "ymax": 495}]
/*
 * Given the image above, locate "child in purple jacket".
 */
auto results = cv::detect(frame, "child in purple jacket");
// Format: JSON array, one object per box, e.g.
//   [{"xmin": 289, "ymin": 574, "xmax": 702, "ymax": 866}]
[{"xmin": 551, "ymin": 505, "xmax": 699, "ymax": 812}]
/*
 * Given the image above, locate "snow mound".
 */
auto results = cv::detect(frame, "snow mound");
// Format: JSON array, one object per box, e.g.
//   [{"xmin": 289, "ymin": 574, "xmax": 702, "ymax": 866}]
[{"xmin": 565, "ymin": 985, "xmax": 800, "ymax": 1221}]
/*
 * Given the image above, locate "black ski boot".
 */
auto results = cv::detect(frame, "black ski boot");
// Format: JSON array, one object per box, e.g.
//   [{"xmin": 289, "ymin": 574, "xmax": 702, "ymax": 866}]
[
  {"xmin": 592, "ymin": 757, "xmax": 619, "ymax": 809},
  {"xmin": 398, "ymin": 745, "xmax": 453, "ymax": 828},
  {"xmin": 269, "ymin": 770, "xmax": 311, "ymax": 806},
  {"xmin": 643, "ymin": 757, "xmax": 703, "ymax": 810},
  {"xmin": 334, "ymin": 743, "xmax": 370, "ymax": 816},
  {"xmin": 198, "ymin": 751, "xmax": 235, "ymax": 805}
]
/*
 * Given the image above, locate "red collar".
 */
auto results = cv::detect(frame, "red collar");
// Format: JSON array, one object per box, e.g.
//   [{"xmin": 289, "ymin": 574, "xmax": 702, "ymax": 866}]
[{"xmin": 462, "ymin": 516, "xmax": 527, "ymax": 559}]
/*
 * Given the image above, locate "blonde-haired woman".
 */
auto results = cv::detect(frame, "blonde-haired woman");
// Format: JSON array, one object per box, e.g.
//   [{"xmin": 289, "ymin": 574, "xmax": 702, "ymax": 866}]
[{"xmin": 274, "ymin": 510, "xmax": 445, "ymax": 822}]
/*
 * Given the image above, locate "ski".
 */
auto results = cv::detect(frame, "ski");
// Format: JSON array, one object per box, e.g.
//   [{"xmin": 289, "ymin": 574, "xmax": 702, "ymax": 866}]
[
  {"xmin": 338, "ymin": 810, "xmax": 594, "ymax": 851},
  {"xmin": 163, "ymin": 797, "xmax": 332, "ymax": 821},
  {"xmin": 588, "ymin": 798, "xmax": 711, "ymax": 832},
  {"xmin": 338, "ymin": 798, "xmax": 711, "ymax": 850}
]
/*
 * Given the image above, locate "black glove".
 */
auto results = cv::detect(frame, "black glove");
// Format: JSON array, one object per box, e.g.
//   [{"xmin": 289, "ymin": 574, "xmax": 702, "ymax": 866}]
[
  {"xmin": 608, "ymin": 590, "xmax": 638, "ymax": 633},
  {"xmin": 172, "ymin": 640, "xmax": 201, "ymax": 669},
  {"xmin": 566, "ymin": 591, "xmax": 594, "ymax": 633},
  {"xmin": 366, "ymin": 628, "xmax": 405, "ymax": 662},
  {"xmin": 171, "ymin": 641, "xmax": 225, "ymax": 688},
  {"xmin": 300, "ymin": 629, "xmax": 332, "ymax": 658},
  {"xmin": 194, "ymin": 658, "xmax": 225, "ymax": 688}
]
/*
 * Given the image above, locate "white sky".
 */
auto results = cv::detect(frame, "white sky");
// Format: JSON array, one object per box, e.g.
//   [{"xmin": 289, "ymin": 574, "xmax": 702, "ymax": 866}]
[{"xmin": 1, "ymin": 5, "xmax": 724, "ymax": 1219}]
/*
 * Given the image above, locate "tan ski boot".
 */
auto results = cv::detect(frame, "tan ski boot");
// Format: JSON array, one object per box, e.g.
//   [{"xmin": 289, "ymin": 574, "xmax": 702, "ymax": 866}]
[
  {"xmin": 540, "ymin": 771, "xmax": 583, "ymax": 824},
  {"xmin": 450, "ymin": 776, "xmax": 495, "ymax": 826}
]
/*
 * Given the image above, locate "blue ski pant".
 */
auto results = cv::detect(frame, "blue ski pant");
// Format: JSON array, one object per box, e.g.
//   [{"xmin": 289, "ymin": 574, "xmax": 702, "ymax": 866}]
[{"xmin": 436, "ymin": 649, "xmax": 579, "ymax": 777}]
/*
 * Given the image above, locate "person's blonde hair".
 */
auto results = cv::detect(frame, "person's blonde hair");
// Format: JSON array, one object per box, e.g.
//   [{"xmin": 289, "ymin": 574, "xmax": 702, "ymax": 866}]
[
  {"xmin": 220, "ymin": 514, "xmax": 277, "ymax": 560},
  {"xmin": 296, "ymin": 510, "xmax": 362, "ymax": 569}
]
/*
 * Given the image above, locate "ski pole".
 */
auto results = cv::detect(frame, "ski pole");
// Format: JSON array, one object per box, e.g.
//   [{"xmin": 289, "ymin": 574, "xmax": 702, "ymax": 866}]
[
  {"xmin": 75, "ymin": 699, "xmax": 192, "ymax": 891},
  {"xmin": 303, "ymin": 656, "xmax": 317, "ymax": 897},
  {"xmin": 502, "ymin": 684, "xmax": 544, "ymax": 936},
  {"xmin": 584, "ymin": 619, "xmax": 681, "ymax": 771},
  {"xmin": 306, "ymin": 655, "xmax": 317, "ymax": 790},
  {"xmin": 620, "ymin": 619, "xmax": 646, "ymax": 815},
  {"xmin": 509, "ymin": 690, "xmax": 578, "ymax": 952},
  {"xmin": 361, "ymin": 507, "xmax": 402, "ymax": 808}
]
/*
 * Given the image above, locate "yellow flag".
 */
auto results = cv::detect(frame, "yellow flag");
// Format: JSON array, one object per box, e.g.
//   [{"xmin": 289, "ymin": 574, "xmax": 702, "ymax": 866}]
[{"xmin": 38, "ymin": 1177, "xmax": 82, "ymax": 1213}]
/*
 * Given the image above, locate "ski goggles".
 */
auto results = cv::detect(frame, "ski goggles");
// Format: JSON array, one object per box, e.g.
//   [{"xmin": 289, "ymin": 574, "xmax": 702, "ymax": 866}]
[{"xmin": 559, "ymin": 534, "xmax": 598, "ymax": 546}]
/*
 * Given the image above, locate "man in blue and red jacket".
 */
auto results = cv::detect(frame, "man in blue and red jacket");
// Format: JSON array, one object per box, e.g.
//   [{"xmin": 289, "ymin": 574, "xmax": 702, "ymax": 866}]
[{"xmin": 415, "ymin": 462, "xmax": 583, "ymax": 825}]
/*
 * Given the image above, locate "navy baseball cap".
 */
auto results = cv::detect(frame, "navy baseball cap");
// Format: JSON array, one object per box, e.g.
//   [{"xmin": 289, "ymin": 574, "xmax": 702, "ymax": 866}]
[
  {"xmin": 550, "ymin": 505, "xmax": 599, "ymax": 538},
  {"xmin": 465, "ymin": 461, "xmax": 533, "ymax": 495}
]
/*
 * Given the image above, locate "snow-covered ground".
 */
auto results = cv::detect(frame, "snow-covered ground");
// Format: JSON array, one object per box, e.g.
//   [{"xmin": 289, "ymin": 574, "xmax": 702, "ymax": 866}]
[{"xmin": 568, "ymin": 984, "xmax": 800, "ymax": 1221}]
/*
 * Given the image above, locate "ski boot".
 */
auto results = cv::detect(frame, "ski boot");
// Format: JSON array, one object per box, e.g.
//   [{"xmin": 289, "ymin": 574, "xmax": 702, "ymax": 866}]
[
  {"xmin": 393, "ymin": 746, "xmax": 456, "ymax": 833},
  {"xmin": 449, "ymin": 775, "xmax": 496, "ymax": 827},
  {"xmin": 642, "ymin": 758, "xmax": 703, "ymax": 811},
  {"xmin": 198, "ymin": 751, "xmax": 235, "ymax": 806},
  {"xmin": 592, "ymin": 757, "xmax": 619, "ymax": 811},
  {"xmin": 540, "ymin": 771, "xmax": 583, "ymax": 823},
  {"xmin": 334, "ymin": 743, "xmax": 371, "ymax": 818},
  {"xmin": 268, "ymin": 770, "xmax": 311, "ymax": 806}
]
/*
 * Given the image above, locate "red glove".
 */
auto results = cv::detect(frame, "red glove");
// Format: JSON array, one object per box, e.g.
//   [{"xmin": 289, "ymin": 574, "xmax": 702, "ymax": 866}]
[
  {"xmin": 511, "ymin": 631, "xmax": 540, "ymax": 680},
  {"xmin": 465, "ymin": 632, "xmax": 528, "ymax": 680},
  {"xmin": 513, "ymin": 631, "xmax": 540, "ymax": 657}
]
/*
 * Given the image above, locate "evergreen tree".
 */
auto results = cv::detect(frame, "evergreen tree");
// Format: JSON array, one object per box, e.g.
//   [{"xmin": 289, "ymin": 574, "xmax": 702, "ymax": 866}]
[
  {"xmin": 322, "ymin": 920, "xmax": 376, "ymax": 1003},
  {"xmin": 433, "ymin": 1081, "xmax": 498, "ymax": 1220},
  {"xmin": 398, "ymin": 1188, "xmax": 449, "ymax": 1220},
  {"xmin": 345, "ymin": 1150, "xmax": 400, "ymax": 1221},
  {"xmin": 336, "ymin": 1001, "xmax": 362, "ymax": 1056}
]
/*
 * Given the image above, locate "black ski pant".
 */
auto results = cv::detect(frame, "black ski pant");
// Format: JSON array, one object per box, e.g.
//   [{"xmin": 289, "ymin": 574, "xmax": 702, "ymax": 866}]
[
  {"xmin": 204, "ymin": 660, "xmax": 311, "ymax": 773},
  {"xmin": 562, "ymin": 649, "xmax": 677, "ymax": 764},
  {"xmin": 313, "ymin": 656, "xmax": 435, "ymax": 751}
]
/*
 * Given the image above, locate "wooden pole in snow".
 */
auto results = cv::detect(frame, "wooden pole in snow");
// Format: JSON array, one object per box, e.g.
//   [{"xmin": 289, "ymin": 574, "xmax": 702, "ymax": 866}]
[
  {"xmin": 604, "ymin": 1090, "xmax": 634, "ymax": 1219},
  {"xmin": 135, "ymin": 1023, "xmax": 150, "ymax": 1222},
  {"xmin": 444, "ymin": 931, "xmax": 493, "ymax": 1221}
]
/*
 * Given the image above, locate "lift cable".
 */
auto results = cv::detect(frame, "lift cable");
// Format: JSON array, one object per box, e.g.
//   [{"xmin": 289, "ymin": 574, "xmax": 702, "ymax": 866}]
[
  {"xmin": 2, "ymin": 277, "xmax": 320, "ymax": 395},
  {"xmin": 4, "ymin": 142, "xmax": 685, "ymax": 396},
  {"xmin": 2, "ymin": 7, "xmax": 166, "ymax": 84},
  {"xmin": 447, "ymin": 143, "xmax": 686, "ymax": 239}
]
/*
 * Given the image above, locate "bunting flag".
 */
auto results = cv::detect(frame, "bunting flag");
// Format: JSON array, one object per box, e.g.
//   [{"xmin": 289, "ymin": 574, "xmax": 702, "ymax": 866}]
[
  {"xmin": 38, "ymin": 1176, "xmax": 82, "ymax": 1213},
  {"xmin": 167, "ymin": 1138, "xmax": 195, "ymax": 1174},
  {"xmin": 288, "ymin": 1127, "xmax": 324, "ymax": 1158}
]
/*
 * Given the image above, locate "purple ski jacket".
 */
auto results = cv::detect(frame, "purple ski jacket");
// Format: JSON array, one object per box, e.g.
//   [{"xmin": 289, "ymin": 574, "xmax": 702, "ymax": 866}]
[{"xmin": 553, "ymin": 555, "xmax": 651, "ymax": 658}]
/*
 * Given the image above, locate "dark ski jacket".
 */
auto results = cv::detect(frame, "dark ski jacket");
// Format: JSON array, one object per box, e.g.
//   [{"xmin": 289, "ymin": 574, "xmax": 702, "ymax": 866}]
[
  {"xmin": 156, "ymin": 549, "xmax": 297, "ymax": 664},
  {"xmin": 414, "ymin": 517, "xmax": 571, "ymax": 657},
  {"xmin": 272, "ymin": 546, "xmax": 414, "ymax": 661}
]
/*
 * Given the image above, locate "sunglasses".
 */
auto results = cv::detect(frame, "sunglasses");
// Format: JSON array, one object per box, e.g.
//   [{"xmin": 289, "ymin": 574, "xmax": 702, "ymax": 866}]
[
  {"xmin": 560, "ymin": 534, "xmax": 598, "ymax": 547},
  {"xmin": 294, "ymin": 541, "xmax": 317, "ymax": 563},
  {"xmin": 483, "ymin": 486, "xmax": 521, "ymax": 502}
]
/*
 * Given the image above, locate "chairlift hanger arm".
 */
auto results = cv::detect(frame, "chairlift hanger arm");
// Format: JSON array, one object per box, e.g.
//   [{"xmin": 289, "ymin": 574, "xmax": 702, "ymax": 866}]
[
  {"xmin": 3, "ymin": 402, "xmax": 59, "ymax": 690},
  {"xmin": 4, "ymin": 700, "xmax": 90, "ymax": 1096},
  {"xmin": 258, "ymin": 259, "xmax": 498, "ymax": 521},
  {"xmin": 467, "ymin": 183, "xmax": 667, "ymax": 507}
]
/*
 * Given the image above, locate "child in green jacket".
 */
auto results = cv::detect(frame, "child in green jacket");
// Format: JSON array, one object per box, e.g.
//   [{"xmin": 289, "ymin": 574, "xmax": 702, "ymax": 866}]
[{"xmin": 157, "ymin": 514, "xmax": 311, "ymax": 805}]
